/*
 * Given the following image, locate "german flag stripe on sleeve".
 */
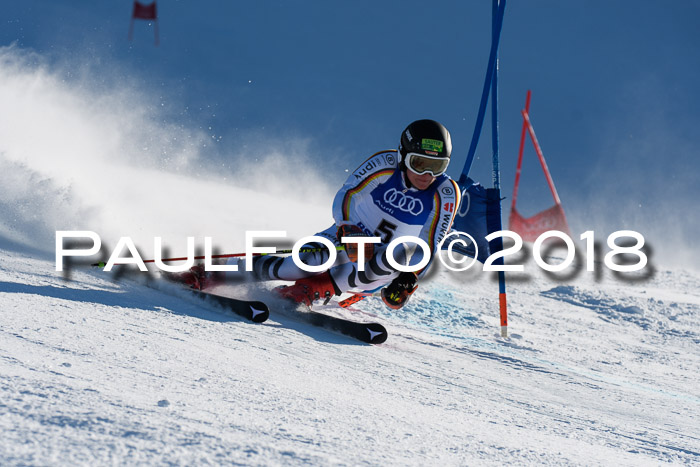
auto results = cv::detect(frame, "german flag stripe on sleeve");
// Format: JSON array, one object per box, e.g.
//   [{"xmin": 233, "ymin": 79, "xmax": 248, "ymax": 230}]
[{"xmin": 341, "ymin": 169, "xmax": 394, "ymax": 221}]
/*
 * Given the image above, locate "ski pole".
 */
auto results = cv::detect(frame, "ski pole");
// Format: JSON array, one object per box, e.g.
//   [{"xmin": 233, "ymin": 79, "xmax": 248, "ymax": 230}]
[
  {"xmin": 91, "ymin": 246, "xmax": 346, "ymax": 268},
  {"xmin": 338, "ymin": 291, "xmax": 380, "ymax": 308}
]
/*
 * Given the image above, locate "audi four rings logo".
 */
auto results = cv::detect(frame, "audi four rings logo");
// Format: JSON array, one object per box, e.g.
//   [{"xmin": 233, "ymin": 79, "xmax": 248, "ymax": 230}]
[{"xmin": 383, "ymin": 188, "xmax": 424, "ymax": 215}]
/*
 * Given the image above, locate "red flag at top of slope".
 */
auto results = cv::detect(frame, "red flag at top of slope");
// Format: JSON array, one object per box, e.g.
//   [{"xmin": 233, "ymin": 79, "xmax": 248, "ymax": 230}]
[
  {"xmin": 132, "ymin": 1, "xmax": 157, "ymax": 20},
  {"xmin": 128, "ymin": 1, "xmax": 159, "ymax": 46},
  {"xmin": 509, "ymin": 90, "xmax": 571, "ymax": 243}
]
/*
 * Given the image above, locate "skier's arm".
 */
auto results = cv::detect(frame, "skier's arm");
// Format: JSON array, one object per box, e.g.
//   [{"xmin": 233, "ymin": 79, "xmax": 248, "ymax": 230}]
[{"xmin": 332, "ymin": 151, "xmax": 397, "ymax": 226}]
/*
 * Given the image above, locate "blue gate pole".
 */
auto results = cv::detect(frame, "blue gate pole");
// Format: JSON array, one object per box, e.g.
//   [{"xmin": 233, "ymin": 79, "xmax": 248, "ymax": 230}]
[
  {"xmin": 458, "ymin": 0, "xmax": 506, "ymax": 186},
  {"xmin": 489, "ymin": 0, "xmax": 508, "ymax": 338},
  {"xmin": 491, "ymin": 0, "xmax": 501, "ymax": 191}
]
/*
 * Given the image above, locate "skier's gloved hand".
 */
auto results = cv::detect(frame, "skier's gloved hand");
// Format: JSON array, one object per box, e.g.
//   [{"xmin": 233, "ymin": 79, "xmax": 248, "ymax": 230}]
[
  {"xmin": 337, "ymin": 224, "xmax": 375, "ymax": 263},
  {"xmin": 381, "ymin": 271, "xmax": 418, "ymax": 310}
]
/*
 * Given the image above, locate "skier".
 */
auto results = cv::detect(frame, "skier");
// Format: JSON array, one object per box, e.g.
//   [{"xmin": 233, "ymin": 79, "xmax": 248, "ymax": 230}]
[{"xmin": 185, "ymin": 119, "xmax": 461, "ymax": 310}]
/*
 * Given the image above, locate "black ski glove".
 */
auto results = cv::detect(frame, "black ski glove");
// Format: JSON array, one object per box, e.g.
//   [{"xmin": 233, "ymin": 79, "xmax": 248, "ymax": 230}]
[{"xmin": 381, "ymin": 271, "xmax": 418, "ymax": 310}]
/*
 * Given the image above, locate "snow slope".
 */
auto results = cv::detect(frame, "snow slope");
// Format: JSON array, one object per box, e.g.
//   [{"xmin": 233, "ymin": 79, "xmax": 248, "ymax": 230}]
[
  {"xmin": 1, "ymin": 248, "xmax": 699, "ymax": 465},
  {"xmin": 1, "ymin": 44, "xmax": 699, "ymax": 465}
]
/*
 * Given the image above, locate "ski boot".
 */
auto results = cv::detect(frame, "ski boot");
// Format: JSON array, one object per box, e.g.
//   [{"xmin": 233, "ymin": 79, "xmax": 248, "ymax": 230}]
[
  {"xmin": 167, "ymin": 264, "xmax": 223, "ymax": 291},
  {"xmin": 275, "ymin": 271, "xmax": 339, "ymax": 307}
]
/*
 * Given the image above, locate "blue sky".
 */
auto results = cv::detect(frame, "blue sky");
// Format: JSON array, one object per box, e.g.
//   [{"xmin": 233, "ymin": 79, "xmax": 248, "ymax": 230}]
[{"xmin": 3, "ymin": 1, "xmax": 699, "ymax": 251}]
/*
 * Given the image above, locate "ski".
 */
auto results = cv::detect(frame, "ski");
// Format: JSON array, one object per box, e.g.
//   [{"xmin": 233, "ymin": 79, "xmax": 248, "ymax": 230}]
[
  {"xmin": 192, "ymin": 289, "xmax": 384, "ymax": 342},
  {"xmin": 159, "ymin": 272, "xmax": 380, "ymax": 339},
  {"xmin": 189, "ymin": 289, "xmax": 270, "ymax": 323},
  {"xmin": 156, "ymin": 271, "xmax": 269, "ymax": 323},
  {"xmin": 288, "ymin": 306, "xmax": 388, "ymax": 344}
]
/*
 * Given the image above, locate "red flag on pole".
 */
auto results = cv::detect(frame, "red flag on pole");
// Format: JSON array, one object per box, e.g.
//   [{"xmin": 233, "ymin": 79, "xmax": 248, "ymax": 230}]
[
  {"xmin": 132, "ymin": 1, "xmax": 157, "ymax": 20},
  {"xmin": 128, "ymin": 1, "xmax": 159, "ymax": 46},
  {"xmin": 509, "ymin": 90, "xmax": 571, "ymax": 242},
  {"xmin": 510, "ymin": 204, "xmax": 570, "ymax": 242}
]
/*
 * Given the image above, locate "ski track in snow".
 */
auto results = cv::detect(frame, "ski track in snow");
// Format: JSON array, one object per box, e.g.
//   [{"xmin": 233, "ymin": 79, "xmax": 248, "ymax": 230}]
[{"xmin": 1, "ymin": 250, "xmax": 699, "ymax": 465}]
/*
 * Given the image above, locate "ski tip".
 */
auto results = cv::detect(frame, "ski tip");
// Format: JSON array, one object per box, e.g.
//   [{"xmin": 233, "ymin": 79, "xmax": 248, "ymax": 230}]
[
  {"xmin": 365, "ymin": 323, "xmax": 388, "ymax": 344},
  {"xmin": 248, "ymin": 301, "xmax": 270, "ymax": 323}
]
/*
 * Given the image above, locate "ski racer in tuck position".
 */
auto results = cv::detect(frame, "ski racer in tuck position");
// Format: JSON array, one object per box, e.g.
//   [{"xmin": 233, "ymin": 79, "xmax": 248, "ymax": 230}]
[{"xmin": 189, "ymin": 119, "xmax": 461, "ymax": 310}]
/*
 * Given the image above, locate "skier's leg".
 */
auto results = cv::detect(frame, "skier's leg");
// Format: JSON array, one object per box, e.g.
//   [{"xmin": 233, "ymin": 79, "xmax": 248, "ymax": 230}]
[
  {"xmin": 271, "ymin": 234, "xmax": 424, "ymax": 307},
  {"xmin": 328, "ymin": 241, "xmax": 410, "ymax": 293},
  {"xmin": 224, "ymin": 225, "xmax": 349, "ymax": 282},
  {"xmin": 330, "ymin": 242, "xmax": 420, "ymax": 308}
]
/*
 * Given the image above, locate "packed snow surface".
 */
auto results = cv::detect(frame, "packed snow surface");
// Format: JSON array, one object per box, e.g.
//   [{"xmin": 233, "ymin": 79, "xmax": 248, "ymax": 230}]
[
  {"xmin": 1, "ymin": 249, "xmax": 699, "ymax": 465},
  {"xmin": 1, "ymin": 43, "xmax": 699, "ymax": 465}
]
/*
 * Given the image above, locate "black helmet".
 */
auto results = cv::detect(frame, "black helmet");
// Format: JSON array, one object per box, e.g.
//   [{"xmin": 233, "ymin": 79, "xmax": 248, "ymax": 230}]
[{"xmin": 398, "ymin": 119, "xmax": 452, "ymax": 176}]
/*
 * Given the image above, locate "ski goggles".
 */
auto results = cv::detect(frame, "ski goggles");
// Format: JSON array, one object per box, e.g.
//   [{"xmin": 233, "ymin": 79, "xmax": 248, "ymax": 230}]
[{"xmin": 405, "ymin": 153, "xmax": 450, "ymax": 176}]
